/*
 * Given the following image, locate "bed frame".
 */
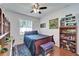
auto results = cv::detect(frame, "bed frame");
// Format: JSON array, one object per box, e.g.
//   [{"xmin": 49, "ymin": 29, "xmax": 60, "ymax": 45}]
[{"xmin": 35, "ymin": 36, "xmax": 53, "ymax": 55}]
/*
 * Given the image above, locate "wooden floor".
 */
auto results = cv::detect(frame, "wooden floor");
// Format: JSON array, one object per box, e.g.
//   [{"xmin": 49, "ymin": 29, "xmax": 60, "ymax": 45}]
[
  {"xmin": 47, "ymin": 46, "xmax": 77, "ymax": 56},
  {"xmin": 13, "ymin": 40, "xmax": 77, "ymax": 56}
]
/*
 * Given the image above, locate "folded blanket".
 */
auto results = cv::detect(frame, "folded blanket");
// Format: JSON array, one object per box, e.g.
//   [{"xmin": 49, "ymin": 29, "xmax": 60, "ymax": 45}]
[{"xmin": 40, "ymin": 42, "xmax": 54, "ymax": 51}]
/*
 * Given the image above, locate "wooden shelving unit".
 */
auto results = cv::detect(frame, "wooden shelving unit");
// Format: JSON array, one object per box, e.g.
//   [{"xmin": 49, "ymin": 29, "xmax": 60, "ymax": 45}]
[
  {"xmin": 60, "ymin": 14, "xmax": 77, "ymax": 53},
  {"xmin": 0, "ymin": 8, "xmax": 2, "ymax": 35},
  {"xmin": 0, "ymin": 8, "xmax": 10, "ymax": 56}
]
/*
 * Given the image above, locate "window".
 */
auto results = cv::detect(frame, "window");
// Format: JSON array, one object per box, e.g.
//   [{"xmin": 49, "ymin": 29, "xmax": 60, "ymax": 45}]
[{"xmin": 20, "ymin": 20, "xmax": 32, "ymax": 35}]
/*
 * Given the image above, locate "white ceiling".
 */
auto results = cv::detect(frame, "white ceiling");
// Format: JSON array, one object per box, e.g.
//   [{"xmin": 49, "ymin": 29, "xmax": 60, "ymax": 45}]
[{"xmin": 0, "ymin": 3, "xmax": 72, "ymax": 19}]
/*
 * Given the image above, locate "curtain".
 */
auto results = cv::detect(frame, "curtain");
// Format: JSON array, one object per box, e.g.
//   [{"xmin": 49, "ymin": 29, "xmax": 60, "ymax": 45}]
[{"xmin": 20, "ymin": 20, "xmax": 32, "ymax": 35}]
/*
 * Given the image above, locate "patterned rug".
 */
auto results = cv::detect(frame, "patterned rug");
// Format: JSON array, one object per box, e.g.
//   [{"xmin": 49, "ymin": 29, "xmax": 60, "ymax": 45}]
[{"xmin": 12, "ymin": 44, "xmax": 31, "ymax": 56}]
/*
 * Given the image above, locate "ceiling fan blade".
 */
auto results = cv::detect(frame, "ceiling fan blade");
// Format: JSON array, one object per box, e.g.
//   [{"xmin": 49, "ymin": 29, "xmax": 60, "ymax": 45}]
[
  {"xmin": 30, "ymin": 10, "xmax": 34, "ymax": 13},
  {"xmin": 39, "ymin": 11, "xmax": 41, "ymax": 14},
  {"xmin": 39, "ymin": 7, "xmax": 47, "ymax": 9}
]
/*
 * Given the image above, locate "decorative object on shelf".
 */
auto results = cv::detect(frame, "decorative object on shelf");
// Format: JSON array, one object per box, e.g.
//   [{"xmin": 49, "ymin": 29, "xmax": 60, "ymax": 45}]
[
  {"xmin": 4, "ymin": 37, "xmax": 11, "ymax": 45},
  {"xmin": 40, "ymin": 23, "xmax": 46, "ymax": 28},
  {"xmin": 0, "ymin": 48, "xmax": 8, "ymax": 53},
  {"xmin": 0, "ymin": 45, "xmax": 2, "ymax": 52},
  {"xmin": 49, "ymin": 18, "xmax": 58, "ymax": 29},
  {"xmin": 6, "ymin": 37, "xmax": 11, "ymax": 42},
  {"xmin": 0, "ymin": 44, "xmax": 8, "ymax": 53},
  {"xmin": 65, "ymin": 14, "xmax": 72, "ymax": 17},
  {"xmin": 60, "ymin": 14, "xmax": 76, "ymax": 27}
]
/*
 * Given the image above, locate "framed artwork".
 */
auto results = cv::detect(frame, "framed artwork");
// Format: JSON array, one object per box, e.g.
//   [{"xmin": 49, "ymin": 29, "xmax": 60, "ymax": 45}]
[
  {"xmin": 40, "ymin": 23, "xmax": 46, "ymax": 28},
  {"xmin": 49, "ymin": 18, "xmax": 58, "ymax": 29}
]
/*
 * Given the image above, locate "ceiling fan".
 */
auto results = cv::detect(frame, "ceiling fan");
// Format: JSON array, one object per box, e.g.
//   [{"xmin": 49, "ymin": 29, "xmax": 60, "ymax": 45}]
[{"xmin": 30, "ymin": 3, "xmax": 47, "ymax": 14}]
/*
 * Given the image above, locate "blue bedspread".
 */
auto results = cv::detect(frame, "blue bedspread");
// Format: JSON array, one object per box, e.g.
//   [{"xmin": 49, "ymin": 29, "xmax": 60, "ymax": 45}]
[{"xmin": 24, "ymin": 34, "xmax": 49, "ymax": 56}]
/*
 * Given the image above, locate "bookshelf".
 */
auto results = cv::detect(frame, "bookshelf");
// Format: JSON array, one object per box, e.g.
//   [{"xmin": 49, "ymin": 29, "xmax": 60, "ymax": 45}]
[
  {"xmin": 0, "ymin": 8, "xmax": 2, "ymax": 35},
  {"xmin": 60, "ymin": 14, "xmax": 77, "ymax": 53},
  {"xmin": 0, "ymin": 8, "xmax": 10, "ymax": 37},
  {"xmin": 0, "ymin": 8, "xmax": 10, "ymax": 56}
]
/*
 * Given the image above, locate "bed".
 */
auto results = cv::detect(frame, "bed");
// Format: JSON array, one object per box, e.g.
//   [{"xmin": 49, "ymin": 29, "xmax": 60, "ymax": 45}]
[{"xmin": 24, "ymin": 31, "xmax": 55, "ymax": 56}]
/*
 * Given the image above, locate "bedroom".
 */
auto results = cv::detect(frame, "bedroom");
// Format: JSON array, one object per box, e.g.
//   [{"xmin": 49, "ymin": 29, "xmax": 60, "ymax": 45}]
[{"xmin": 0, "ymin": 3, "xmax": 79, "ymax": 56}]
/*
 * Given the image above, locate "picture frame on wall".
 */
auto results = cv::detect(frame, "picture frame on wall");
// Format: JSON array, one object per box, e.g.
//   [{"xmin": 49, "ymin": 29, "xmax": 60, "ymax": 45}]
[
  {"xmin": 49, "ymin": 18, "xmax": 58, "ymax": 29},
  {"xmin": 40, "ymin": 23, "xmax": 46, "ymax": 28}
]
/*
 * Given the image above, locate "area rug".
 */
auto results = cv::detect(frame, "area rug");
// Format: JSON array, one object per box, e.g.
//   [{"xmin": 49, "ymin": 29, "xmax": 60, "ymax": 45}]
[{"xmin": 12, "ymin": 44, "xmax": 31, "ymax": 56}]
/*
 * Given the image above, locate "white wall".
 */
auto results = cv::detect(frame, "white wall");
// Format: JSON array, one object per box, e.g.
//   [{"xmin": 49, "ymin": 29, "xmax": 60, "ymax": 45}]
[
  {"xmin": 1, "ymin": 8, "xmax": 40, "ymax": 41},
  {"xmin": 40, "ymin": 4, "xmax": 79, "ymax": 54}
]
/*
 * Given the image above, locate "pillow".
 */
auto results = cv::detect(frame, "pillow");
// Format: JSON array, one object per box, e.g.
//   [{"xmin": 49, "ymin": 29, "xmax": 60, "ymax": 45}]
[{"xmin": 24, "ymin": 31, "xmax": 38, "ymax": 35}]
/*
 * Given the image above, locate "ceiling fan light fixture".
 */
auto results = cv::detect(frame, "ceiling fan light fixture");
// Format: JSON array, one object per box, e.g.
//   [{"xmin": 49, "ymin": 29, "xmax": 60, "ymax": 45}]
[
  {"xmin": 33, "ymin": 9, "xmax": 37, "ymax": 13},
  {"xmin": 33, "ymin": 8, "xmax": 40, "ymax": 13},
  {"xmin": 32, "ymin": 3, "xmax": 40, "ymax": 13}
]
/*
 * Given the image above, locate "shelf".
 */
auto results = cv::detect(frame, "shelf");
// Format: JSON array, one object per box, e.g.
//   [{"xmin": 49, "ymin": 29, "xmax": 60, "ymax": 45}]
[
  {"xmin": 61, "ymin": 39, "xmax": 76, "ymax": 42},
  {"xmin": 60, "ymin": 26, "xmax": 76, "ymax": 29},
  {"xmin": 60, "ymin": 33, "xmax": 76, "ymax": 35},
  {"xmin": 0, "ymin": 32, "xmax": 9, "ymax": 39}
]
